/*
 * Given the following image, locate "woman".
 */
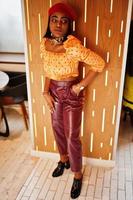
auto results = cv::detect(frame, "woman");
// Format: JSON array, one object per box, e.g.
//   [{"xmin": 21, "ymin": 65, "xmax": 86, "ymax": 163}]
[{"xmin": 40, "ymin": 2, "xmax": 105, "ymax": 199}]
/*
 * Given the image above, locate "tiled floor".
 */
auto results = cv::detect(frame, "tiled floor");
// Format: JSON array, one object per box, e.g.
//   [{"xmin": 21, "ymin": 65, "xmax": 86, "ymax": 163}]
[{"xmin": 0, "ymin": 108, "xmax": 133, "ymax": 200}]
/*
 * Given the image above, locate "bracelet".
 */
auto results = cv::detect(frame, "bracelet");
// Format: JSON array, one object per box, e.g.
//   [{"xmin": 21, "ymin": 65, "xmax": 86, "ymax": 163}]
[{"xmin": 76, "ymin": 83, "xmax": 85, "ymax": 91}]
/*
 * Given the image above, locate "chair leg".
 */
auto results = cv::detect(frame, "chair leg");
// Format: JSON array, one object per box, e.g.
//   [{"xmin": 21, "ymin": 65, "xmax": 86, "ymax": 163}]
[
  {"xmin": 0, "ymin": 106, "xmax": 10, "ymax": 137},
  {"xmin": 130, "ymin": 111, "xmax": 133, "ymax": 127},
  {"xmin": 123, "ymin": 111, "xmax": 127, "ymax": 121},
  {"xmin": 20, "ymin": 102, "xmax": 29, "ymax": 130}
]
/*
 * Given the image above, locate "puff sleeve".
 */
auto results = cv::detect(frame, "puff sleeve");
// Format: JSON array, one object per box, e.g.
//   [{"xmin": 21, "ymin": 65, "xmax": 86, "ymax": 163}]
[
  {"xmin": 64, "ymin": 36, "xmax": 105, "ymax": 72},
  {"xmin": 40, "ymin": 38, "xmax": 46, "ymax": 58}
]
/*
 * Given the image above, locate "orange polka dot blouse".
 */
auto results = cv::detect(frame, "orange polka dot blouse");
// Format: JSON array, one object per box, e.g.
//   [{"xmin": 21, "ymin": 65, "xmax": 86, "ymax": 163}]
[{"xmin": 40, "ymin": 35, "xmax": 105, "ymax": 80}]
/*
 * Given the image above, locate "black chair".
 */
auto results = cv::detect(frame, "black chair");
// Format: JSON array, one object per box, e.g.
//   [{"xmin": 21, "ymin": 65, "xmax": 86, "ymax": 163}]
[{"xmin": 0, "ymin": 73, "xmax": 29, "ymax": 136}]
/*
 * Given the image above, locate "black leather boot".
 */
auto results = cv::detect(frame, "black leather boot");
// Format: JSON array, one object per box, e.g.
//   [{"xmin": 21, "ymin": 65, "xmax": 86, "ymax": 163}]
[
  {"xmin": 52, "ymin": 160, "xmax": 70, "ymax": 177},
  {"xmin": 70, "ymin": 176, "xmax": 83, "ymax": 199}
]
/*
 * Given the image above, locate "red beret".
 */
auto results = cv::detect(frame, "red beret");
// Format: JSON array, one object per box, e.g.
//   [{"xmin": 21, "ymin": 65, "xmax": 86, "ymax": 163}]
[{"xmin": 48, "ymin": 2, "xmax": 77, "ymax": 21}]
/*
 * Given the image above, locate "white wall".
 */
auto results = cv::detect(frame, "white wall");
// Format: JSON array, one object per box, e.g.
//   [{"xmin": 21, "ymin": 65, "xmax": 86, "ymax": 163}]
[{"xmin": 0, "ymin": 0, "xmax": 24, "ymax": 53}]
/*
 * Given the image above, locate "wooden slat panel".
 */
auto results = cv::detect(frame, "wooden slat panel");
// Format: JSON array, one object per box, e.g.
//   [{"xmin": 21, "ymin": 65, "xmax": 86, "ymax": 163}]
[{"xmin": 24, "ymin": 0, "xmax": 129, "ymax": 160}]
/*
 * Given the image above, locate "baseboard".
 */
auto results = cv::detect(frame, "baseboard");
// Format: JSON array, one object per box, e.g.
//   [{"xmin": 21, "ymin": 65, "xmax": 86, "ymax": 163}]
[
  {"xmin": 83, "ymin": 157, "xmax": 115, "ymax": 168},
  {"xmin": 31, "ymin": 150, "xmax": 60, "ymax": 160},
  {"xmin": 31, "ymin": 150, "xmax": 115, "ymax": 168}
]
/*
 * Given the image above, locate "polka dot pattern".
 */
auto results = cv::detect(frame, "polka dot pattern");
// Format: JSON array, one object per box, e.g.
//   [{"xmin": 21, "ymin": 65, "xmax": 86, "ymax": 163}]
[{"xmin": 40, "ymin": 35, "xmax": 105, "ymax": 80}]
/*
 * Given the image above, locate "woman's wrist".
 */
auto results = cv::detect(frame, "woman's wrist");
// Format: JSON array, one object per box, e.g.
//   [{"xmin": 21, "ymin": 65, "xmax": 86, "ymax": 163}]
[
  {"xmin": 76, "ymin": 83, "xmax": 85, "ymax": 91},
  {"xmin": 71, "ymin": 83, "xmax": 85, "ymax": 96}
]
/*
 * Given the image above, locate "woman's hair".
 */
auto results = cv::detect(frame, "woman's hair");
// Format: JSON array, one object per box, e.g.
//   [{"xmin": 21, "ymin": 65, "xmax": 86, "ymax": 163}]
[{"xmin": 43, "ymin": 17, "xmax": 74, "ymax": 41}]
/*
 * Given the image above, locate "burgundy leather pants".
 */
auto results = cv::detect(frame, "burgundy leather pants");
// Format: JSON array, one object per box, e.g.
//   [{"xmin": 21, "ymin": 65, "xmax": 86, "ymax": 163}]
[{"xmin": 49, "ymin": 79, "xmax": 84, "ymax": 172}]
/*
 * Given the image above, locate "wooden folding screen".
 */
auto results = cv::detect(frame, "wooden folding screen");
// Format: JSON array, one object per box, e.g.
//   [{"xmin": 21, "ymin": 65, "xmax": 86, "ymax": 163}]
[{"xmin": 23, "ymin": 0, "xmax": 129, "ymax": 160}]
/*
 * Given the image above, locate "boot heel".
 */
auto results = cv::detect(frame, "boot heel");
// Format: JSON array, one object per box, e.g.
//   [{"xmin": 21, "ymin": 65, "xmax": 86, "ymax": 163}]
[{"xmin": 65, "ymin": 160, "xmax": 70, "ymax": 169}]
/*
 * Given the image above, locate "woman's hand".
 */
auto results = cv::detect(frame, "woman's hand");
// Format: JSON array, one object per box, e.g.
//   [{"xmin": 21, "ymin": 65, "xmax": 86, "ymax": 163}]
[
  {"xmin": 43, "ymin": 92, "xmax": 55, "ymax": 113},
  {"xmin": 71, "ymin": 83, "xmax": 84, "ymax": 96}
]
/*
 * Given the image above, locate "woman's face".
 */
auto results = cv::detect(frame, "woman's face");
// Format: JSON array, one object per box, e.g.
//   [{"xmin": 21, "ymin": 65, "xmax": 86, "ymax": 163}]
[{"xmin": 49, "ymin": 12, "xmax": 69, "ymax": 38}]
